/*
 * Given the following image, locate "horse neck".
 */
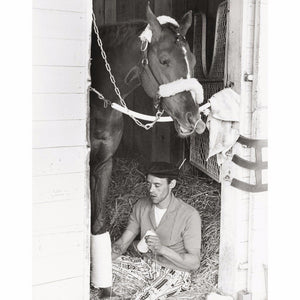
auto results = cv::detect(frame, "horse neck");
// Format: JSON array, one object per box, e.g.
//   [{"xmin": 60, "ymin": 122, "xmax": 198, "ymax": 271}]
[
  {"xmin": 114, "ymin": 38, "xmax": 142, "ymax": 97},
  {"xmin": 99, "ymin": 22, "xmax": 146, "ymax": 99}
]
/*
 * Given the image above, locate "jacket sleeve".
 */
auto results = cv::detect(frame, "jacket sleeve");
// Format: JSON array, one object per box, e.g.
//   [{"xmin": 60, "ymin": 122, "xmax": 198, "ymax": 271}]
[
  {"xmin": 125, "ymin": 200, "xmax": 142, "ymax": 236},
  {"xmin": 182, "ymin": 210, "xmax": 202, "ymax": 250}
]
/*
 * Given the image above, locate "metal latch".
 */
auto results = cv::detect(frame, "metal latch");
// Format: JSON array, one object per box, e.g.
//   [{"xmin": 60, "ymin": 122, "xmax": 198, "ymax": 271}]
[{"xmin": 244, "ymin": 73, "xmax": 254, "ymax": 82}]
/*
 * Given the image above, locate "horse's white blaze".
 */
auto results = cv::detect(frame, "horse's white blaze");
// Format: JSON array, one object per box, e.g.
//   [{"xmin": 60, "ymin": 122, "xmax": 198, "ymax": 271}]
[
  {"xmin": 182, "ymin": 45, "xmax": 196, "ymax": 102},
  {"xmin": 182, "ymin": 46, "xmax": 191, "ymax": 79}
]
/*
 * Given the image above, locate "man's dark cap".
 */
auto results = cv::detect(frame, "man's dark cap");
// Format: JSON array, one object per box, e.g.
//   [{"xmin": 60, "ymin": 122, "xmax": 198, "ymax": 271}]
[{"xmin": 145, "ymin": 161, "xmax": 179, "ymax": 180}]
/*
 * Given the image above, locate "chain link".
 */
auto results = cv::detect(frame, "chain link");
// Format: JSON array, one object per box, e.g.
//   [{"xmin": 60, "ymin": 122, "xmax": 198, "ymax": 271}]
[{"xmin": 91, "ymin": 12, "xmax": 164, "ymax": 130}]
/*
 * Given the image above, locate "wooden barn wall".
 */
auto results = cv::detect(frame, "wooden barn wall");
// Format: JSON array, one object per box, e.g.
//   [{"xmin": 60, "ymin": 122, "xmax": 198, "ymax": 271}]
[
  {"xmin": 32, "ymin": 1, "xmax": 92, "ymax": 299},
  {"xmin": 93, "ymin": 0, "xmax": 223, "ymax": 163}
]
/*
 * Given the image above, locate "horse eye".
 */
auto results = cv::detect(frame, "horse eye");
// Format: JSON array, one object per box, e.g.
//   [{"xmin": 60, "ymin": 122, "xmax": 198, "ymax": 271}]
[{"xmin": 159, "ymin": 58, "xmax": 170, "ymax": 66}]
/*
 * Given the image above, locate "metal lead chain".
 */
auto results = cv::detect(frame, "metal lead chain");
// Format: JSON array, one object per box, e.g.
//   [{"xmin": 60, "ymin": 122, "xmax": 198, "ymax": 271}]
[{"xmin": 91, "ymin": 12, "xmax": 164, "ymax": 130}]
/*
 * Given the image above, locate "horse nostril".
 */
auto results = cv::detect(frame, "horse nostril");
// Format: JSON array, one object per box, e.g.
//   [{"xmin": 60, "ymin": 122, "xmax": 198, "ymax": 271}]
[
  {"xmin": 186, "ymin": 112, "xmax": 206, "ymax": 134},
  {"xmin": 186, "ymin": 112, "xmax": 198, "ymax": 126},
  {"xmin": 186, "ymin": 112, "xmax": 193, "ymax": 123},
  {"xmin": 195, "ymin": 119, "xmax": 206, "ymax": 134}
]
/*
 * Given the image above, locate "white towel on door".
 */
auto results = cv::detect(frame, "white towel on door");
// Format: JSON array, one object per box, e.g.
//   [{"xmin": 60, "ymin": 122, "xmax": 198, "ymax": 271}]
[{"xmin": 206, "ymin": 88, "xmax": 240, "ymax": 165}]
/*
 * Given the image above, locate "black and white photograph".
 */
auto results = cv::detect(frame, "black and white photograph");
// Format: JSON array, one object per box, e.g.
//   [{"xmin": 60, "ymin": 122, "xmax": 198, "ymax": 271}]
[{"xmin": 27, "ymin": 0, "xmax": 289, "ymax": 299}]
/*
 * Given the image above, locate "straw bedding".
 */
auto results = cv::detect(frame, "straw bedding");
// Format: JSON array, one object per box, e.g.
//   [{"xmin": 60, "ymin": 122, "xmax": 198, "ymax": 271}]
[{"xmin": 91, "ymin": 157, "xmax": 221, "ymax": 300}]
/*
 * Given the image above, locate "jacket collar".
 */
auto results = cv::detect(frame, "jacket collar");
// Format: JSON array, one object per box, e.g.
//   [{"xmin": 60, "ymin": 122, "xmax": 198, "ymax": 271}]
[{"xmin": 150, "ymin": 193, "xmax": 179, "ymax": 228}]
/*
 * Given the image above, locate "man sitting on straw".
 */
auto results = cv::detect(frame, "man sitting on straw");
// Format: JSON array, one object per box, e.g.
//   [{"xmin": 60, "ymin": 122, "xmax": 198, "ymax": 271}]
[{"xmin": 108, "ymin": 161, "xmax": 202, "ymax": 299}]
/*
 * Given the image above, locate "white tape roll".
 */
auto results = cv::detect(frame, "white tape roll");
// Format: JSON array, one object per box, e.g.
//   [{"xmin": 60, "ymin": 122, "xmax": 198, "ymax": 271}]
[
  {"xmin": 91, "ymin": 232, "xmax": 112, "ymax": 288},
  {"xmin": 137, "ymin": 230, "xmax": 157, "ymax": 253}
]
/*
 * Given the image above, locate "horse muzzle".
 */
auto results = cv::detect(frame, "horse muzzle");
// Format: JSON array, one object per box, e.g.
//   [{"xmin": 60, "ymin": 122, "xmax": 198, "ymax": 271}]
[{"xmin": 174, "ymin": 115, "xmax": 206, "ymax": 137}]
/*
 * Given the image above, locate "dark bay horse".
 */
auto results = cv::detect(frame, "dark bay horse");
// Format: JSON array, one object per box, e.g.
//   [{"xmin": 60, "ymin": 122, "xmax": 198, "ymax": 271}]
[{"xmin": 90, "ymin": 4, "xmax": 205, "ymax": 234}]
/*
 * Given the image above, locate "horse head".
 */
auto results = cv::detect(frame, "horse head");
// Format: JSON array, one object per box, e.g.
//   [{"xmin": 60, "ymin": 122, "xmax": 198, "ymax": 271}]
[{"xmin": 140, "ymin": 4, "xmax": 206, "ymax": 137}]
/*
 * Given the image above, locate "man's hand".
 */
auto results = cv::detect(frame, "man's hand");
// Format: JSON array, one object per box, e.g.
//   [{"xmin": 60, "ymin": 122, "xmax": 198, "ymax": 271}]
[
  {"xmin": 146, "ymin": 234, "xmax": 201, "ymax": 271},
  {"xmin": 111, "ymin": 230, "xmax": 137, "ymax": 261},
  {"xmin": 145, "ymin": 235, "xmax": 163, "ymax": 254}
]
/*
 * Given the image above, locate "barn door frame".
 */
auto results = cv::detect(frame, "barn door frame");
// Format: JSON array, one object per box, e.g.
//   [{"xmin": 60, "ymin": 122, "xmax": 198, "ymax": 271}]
[{"xmin": 218, "ymin": 0, "xmax": 268, "ymax": 299}]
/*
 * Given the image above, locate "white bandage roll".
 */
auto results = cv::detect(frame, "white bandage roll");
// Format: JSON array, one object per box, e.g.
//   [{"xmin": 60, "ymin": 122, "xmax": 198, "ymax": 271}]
[
  {"xmin": 137, "ymin": 230, "xmax": 157, "ymax": 253},
  {"xmin": 91, "ymin": 232, "xmax": 112, "ymax": 288}
]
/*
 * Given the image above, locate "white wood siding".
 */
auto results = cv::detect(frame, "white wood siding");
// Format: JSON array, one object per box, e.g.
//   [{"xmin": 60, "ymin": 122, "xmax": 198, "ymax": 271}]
[
  {"xmin": 32, "ymin": 0, "xmax": 92, "ymax": 299},
  {"xmin": 247, "ymin": 0, "xmax": 268, "ymax": 299},
  {"xmin": 32, "ymin": 66, "xmax": 86, "ymax": 94},
  {"xmin": 33, "ymin": 277, "xmax": 85, "ymax": 300},
  {"xmin": 33, "ymin": 94, "xmax": 87, "ymax": 121},
  {"xmin": 218, "ymin": 1, "xmax": 267, "ymax": 299}
]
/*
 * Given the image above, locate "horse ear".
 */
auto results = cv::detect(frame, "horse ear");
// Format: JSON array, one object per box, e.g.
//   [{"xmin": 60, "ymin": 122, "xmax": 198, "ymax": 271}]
[
  {"xmin": 179, "ymin": 10, "xmax": 193, "ymax": 36},
  {"xmin": 146, "ymin": 2, "xmax": 162, "ymax": 41}
]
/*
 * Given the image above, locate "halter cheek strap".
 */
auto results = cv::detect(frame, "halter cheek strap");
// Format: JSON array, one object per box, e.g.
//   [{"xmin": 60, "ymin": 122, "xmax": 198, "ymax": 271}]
[
  {"xmin": 138, "ymin": 16, "xmax": 180, "ymax": 109},
  {"xmin": 139, "ymin": 41, "xmax": 162, "ymax": 106},
  {"xmin": 122, "ymin": 48, "xmax": 160, "ymax": 106}
]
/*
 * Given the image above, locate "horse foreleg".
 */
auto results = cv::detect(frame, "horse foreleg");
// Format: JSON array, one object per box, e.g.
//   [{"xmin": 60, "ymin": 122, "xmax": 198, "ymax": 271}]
[
  {"xmin": 90, "ymin": 114, "xmax": 123, "ymax": 235},
  {"xmin": 90, "ymin": 157, "xmax": 113, "ymax": 235}
]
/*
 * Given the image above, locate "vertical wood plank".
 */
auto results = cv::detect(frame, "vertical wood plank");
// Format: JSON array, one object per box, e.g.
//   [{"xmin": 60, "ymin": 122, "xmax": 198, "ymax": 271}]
[
  {"xmin": 170, "ymin": 127, "xmax": 185, "ymax": 164},
  {"xmin": 129, "ymin": 0, "xmax": 152, "ymax": 161},
  {"xmin": 132, "ymin": 88, "xmax": 153, "ymax": 161},
  {"xmin": 154, "ymin": 0, "xmax": 172, "ymax": 15},
  {"xmin": 151, "ymin": 123, "xmax": 171, "ymax": 162},
  {"xmin": 218, "ymin": 0, "xmax": 252, "ymax": 296},
  {"xmin": 185, "ymin": 0, "xmax": 207, "ymax": 13},
  {"xmin": 172, "ymin": 0, "xmax": 186, "ymax": 21},
  {"xmin": 93, "ymin": 0, "xmax": 105, "ymax": 26},
  {"xmin": 184, "ymin": 0, "xmax": 208, "ymax": 52},
  {"xmin": 207, "ymin": 0, "xmax": 224, "ymax": 17},
  {"xmin": 247, "ymin": 1, "xmax": 268, "ymax": 299},
  {"xmin": 105, "ymin": 0, "xmax": 116, "ymax": 23},
  {"xmin": 117, "ymin": 94, "xmax": 135, "ymax": 156},
  {"xmin": 116, "ymin": 0, "xmax": 135, "ymax": 22},
  {"xmin": 135, "ymin": 0, "xmax": 150, "ymax": 20},
  {"xmin": 151, "ymin": 0, "xmax": 173, "ymax": 163}
]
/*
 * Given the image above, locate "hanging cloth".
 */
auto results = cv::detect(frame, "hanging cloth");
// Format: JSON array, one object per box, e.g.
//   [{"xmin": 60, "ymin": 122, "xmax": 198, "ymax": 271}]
[{"xmin": 206, "ymin": 88, "xmax": 240, "ymax": 165}]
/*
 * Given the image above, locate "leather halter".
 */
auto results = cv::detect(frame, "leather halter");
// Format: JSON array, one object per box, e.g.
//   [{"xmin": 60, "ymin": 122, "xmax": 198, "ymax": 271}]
[
  {"xmin": 138, "ymin": 31, "xmax": 187, "ymax": 109},
  {"xmin": 139, "ymin": 40, "xmax": 162, "ymax": 108},
  {"xmin": 140, "ymin": 41, "xmax": 160, "ymax": 86}
]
